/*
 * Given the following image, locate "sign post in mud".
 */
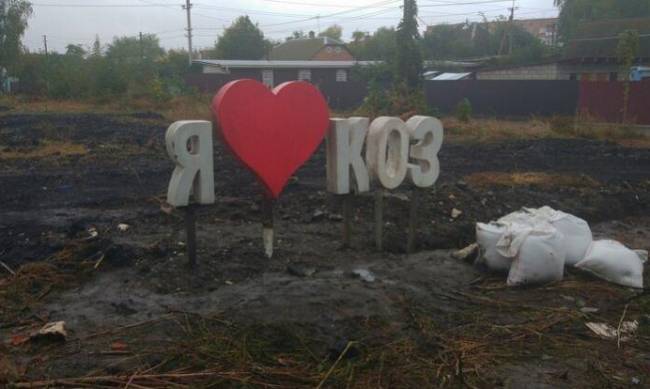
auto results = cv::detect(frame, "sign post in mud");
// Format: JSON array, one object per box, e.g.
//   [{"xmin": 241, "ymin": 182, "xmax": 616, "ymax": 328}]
[
  {"xmin": 165, "ymin": 120, "xmax": 216, "ymax": 267},
  {"xmin": 164, "ymin": 79, "xmax": 444, "ymax": 260},
  {"xmin": 326, "ymin": 116, "xmax": 444, "ymax": 251},
  {"xmin": 212, "ymin": 79, "xmax": 329, "ymax": 258}
]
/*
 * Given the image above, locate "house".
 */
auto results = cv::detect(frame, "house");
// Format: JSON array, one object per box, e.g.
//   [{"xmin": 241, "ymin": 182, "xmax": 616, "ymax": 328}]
[
  {"xmin": 194, "ymin": 37, "xmax": 362, "ymax": 87},
  {"xmin": 195, "ymin": 59, "xmax": 378, "ymax": 87},
  {"xmin": 475, "ymin": 17, "xmax": 650, "ymax": 81},
  {"xmin": 269, "ymin": 37, "xmax": 354, "ymax": 61}
]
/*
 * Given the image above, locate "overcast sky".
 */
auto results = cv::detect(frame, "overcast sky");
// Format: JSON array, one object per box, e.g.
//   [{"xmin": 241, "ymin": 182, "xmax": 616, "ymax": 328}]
[{"xmin": 23, "ymin": 0, "xmax": 558, "ymax": 53}]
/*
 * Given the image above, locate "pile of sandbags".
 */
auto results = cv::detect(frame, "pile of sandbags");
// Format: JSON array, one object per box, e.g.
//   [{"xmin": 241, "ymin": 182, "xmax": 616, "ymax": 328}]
[{"xmin": 476, "ymin": 206, "xmax": 646, "ymax": 288}]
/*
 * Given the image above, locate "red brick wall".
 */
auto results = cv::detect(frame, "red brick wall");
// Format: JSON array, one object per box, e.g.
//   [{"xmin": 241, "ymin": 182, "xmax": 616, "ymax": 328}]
[{"xmin": 311, "ymin": 45, "xmax": 354, "ymax": 61}]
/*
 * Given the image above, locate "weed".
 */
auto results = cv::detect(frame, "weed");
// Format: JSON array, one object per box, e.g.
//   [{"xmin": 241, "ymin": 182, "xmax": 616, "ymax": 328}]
[{"xmin": 455, "ymin": 98, "xmax": 472, "ymax": 123}]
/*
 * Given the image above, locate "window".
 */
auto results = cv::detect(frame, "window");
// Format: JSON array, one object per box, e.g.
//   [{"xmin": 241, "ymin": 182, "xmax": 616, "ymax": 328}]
[
  {"xmin": 298, "ymin": 69, "xmax": 311, "ymax": 81},
  {"xmin": 569, "ymin": 73, "xmax": 577, "ymax": 81},
  {"xmin": 336, "ymin": 69, "xmax": 348, "ymax": 82},
  {"xmin": 262, "ymin": 69, "xmax": 274, "ymax": 87}
]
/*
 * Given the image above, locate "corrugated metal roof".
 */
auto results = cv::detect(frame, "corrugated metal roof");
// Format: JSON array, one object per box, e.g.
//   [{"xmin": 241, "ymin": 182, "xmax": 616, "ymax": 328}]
[
  {"xmin": 430, "ymin": 72, "xmax": 472, "ymax": 80},
  {"xmin": 195, "ymin": 60, "xmax": 380, "ymax": 69}
]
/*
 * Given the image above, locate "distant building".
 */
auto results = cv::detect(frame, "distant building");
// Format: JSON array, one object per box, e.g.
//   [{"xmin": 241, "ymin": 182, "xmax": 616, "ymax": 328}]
[
  {"xmin": 269, "ymin": 37, "xmax": 354, "ymax": 61},
  {"xmin": 195, "ymin": 37, "xmax": 359, "ymax": 87},
  {"xmin": 194, "ymin": 59, "xmax": 378, "ymax": 88}
]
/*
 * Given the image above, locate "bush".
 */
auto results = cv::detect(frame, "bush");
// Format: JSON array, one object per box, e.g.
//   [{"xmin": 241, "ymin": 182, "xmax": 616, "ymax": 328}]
[
  {"xmin": 357, "ymin": 81, "xmax": 434, "ymax": 119},
  {"xmin": 455, "ymin": 98, "xmax": 472, "ymax": 122},
  {"xmin": 549, "ymin": 115, "xmax": 575, "ymax": 135}
]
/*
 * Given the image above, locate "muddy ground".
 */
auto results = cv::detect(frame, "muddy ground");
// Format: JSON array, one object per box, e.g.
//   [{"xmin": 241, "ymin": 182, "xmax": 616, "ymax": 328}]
[{"xmin": 0, "ymin": 112, "xmax": 649, "ymax": 388}]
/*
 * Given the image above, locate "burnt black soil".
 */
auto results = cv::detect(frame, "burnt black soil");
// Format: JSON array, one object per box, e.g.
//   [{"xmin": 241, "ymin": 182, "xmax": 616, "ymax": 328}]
[{"xmin": 1, "ymin": 112, "xmax": 649, "ymax": 388}]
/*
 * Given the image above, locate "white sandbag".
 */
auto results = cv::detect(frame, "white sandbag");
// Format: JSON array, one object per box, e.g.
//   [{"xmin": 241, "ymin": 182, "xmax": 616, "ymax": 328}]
[
  {"xmin": 576, "ymin": 240, "xmax": 645, "ymax": 289},
  {"xmin": 498, "ymin": 210, "xmax": 534, "ymax": 225},
  {"xmin": 526, "ymin": 206, "xmax": 592, "ymax": 266},
  {"xmin": 500, "ymin": 206, "xmax": 593, "ymax": 266},
  {"xmin": 476, "ymin": 222, "xmax": 512, "ymax": 272},
  {"xmin": 496, "ymin": 222, "xmax": 566, "ymax": 286}
]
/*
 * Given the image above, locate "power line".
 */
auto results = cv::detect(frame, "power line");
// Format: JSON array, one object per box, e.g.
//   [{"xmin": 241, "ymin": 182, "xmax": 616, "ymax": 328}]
[{"xmin": 31, "ymin": 2, "xmax": 180, "ymax": 7}]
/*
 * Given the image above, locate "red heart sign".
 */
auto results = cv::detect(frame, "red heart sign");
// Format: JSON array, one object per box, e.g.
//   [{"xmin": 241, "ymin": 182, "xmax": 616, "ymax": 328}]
[{"xmin": 212, "ymin": 79, "xmax": 329, "ymax": 198}]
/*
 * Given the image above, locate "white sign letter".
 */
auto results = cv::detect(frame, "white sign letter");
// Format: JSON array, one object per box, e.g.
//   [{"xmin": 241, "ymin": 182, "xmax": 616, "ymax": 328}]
[
  {"xmin": 366, "ymin": 117, "xmax": 409, "ymax": 190},
  {"xmin": 326, "ymin": 117, "xmax": 370, "ymax": 194},
  {"xmin": 166, "ymin": 120, "xmax": 215, "ymax": 207},
  {"xmin": 406, "ymin": 116, "xmax": 443, "ymax": 187}
]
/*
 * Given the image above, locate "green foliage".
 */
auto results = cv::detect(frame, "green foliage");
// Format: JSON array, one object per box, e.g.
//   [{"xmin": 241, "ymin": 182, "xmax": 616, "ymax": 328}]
[
  {"xmin": 350, "ymin": 62, "xmax": 393, "ymax": 85},
  {"xmin": 357, "ymin": 82, "xmax": 392, "ymax": 117},
  {"xmin": 216, "ymin": 16, "xmax": 269, "ymax": 59},
  {"xmin": 348, "ymin": 27, "xmax": 397, "ymax": 61},
  {"xmin": 422, "ymin": 23, "xmax": 491, "ymax": 60},
  {"xmin": 285, "ymin": 30, "xmax": 307, "ymax": 41},
  {"xmin": 395, "ymin": 0, "xmax": 422, "ymax": 89},
  {"xmin": 106, "ymin": 34, "xmax": 164, "ymax": 64},
  {"xmin": 617, "ymin": 29, "xmax": 640, "ymax": 68},
  {"xmin": 555, "ymin": 0, "xmax": 650, "ymax": 42},
  {"xmin": 455, "ymin": 98, "xmax": 472, "ymax": 123},
  {"xmin": 422, "ymin": 21, "xmax": 548, "ymax": 65},
  {"xmin": 65, "ymin": 44, "xmax": 86, "ymax": 57},
  {"xmin": 0, "ymin": 0, "xmax": 33, "ymax": 72},
  {"xmin": 318, "ymin": 25, "xmax": 342, "ymax": 40},
  {"xmin": 357, "ymin": 80, "xmax": 431, "ymax": 118},
  {"xmin": 13, "ymin": 34, "xmax": 193, "ymax": 101},
  {"xmin": 617, "ymin": 30, "xmax": 640, "ymax": 123}
]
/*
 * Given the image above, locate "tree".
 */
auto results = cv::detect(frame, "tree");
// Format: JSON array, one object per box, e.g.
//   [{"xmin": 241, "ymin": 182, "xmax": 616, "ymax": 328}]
[
  {"xmin": 91, "ymin": 35, "xmax": 102, "ymax": 57},
  {"xmin": 395, "ymin": 0, "xmax": 422, "ymax": 89},
  {"xmin": 318, "ymin": 24, "xmax": 342, "ymax": 40},
  {"xmin": 216, "ymin": 16, "xmax": 269, "ymax": 59},
  {"xmin": 106, "ymin": 34, "xmax": 164, "ymax": 64},
  {"xmin": 617, "ymin": 30, "xmax": 640, "ymax": 123},
  {"xmin": 349, "ymin": 27, "xmax": 397, "ymax": 60},
  {"xmin": 65, "ymin": 44, "xmax": 86, "ymax": 57},
  {"xmin": 351, "ymin": 30, "xmax": 367, "ymax": 43},
  {"xmin": 0, "ymin": 0, "xmax": 33, "ymax": 72},
  {"xmin": 555, "ymin": 0, "xmax": 650, "ymax": 42},
  {"xmin": 286, "ymin": 30, "xmax": 306, "ymax": 41}
]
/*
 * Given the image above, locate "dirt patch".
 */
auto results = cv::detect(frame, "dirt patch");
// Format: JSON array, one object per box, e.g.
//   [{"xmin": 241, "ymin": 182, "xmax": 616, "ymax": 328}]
[
  {"xmin": 1, "ymin": 112, "xmax": 649, "ymax": 387},
  {"xmin": 0, "ymin": 141, "xmax": 87, "ymax": 160},
  {"xmin": 465, "ymin": 171, "xmax": 601, "ymax": 189}
]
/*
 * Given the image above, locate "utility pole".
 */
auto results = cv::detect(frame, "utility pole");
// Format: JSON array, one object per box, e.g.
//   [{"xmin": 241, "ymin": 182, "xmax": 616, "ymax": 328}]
[
  {"xmin": 183, "ymin": 0, "xmax": 193, "ymax": 66},
  {"xmin": 507, "ymin": 0, "xmax": 518, "ymax": 55},
  {"xmin": 139, "ymin": 31, "xmax": 144, "ymax": 61},
  {"xmin": 43, "ymin": 34, "xmax": 49, "ymax": 95},
  {"xmin": 498, "ymin": 0, "xmax": 517, "ymax": 55}
]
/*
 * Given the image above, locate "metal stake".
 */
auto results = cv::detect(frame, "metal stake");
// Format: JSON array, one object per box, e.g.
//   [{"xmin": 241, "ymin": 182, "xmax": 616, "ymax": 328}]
[
  {"xmin": 185, "ymin": 205, "xmax": 197, "ymax": 268},
  {"xmin": 374, "ymin": 190, "xmax": 384, "ymax": 251},
  {"xmin": 262, "ymin": 197, "xmax": 275, "ymax": 258}
]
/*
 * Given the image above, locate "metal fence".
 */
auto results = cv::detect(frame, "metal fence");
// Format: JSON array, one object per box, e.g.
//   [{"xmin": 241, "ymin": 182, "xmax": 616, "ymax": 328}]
[
  {"xmin": 424, "ymin": 80, "xmax": 580, "ymax": 118},
  {"xmin": 184, "ymin": 74, "xmax": 367, "ymax": 111},
  {"xmin": 185, "ymin": 75, "xmax": 650, "ymax": 124},
  {"xmin": 578, "ymin": 80, "xmax": 650, "ymax": 124}
]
